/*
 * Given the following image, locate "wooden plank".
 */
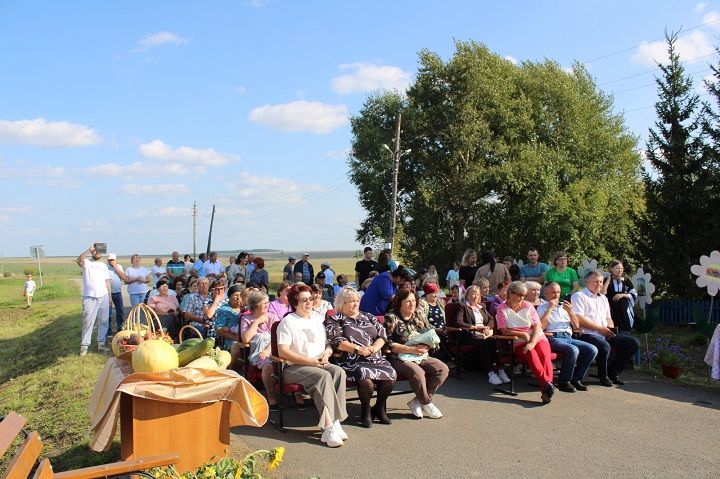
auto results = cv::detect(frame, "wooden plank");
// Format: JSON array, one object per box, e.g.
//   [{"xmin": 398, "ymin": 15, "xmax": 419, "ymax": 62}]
[
  {"xmin": 55, "ymin": 453, "xmax": 180, "ymax": 479},
  {"xmin": 2, "ymin": 431, "xmax": 42, "ymax": 479},
  {"xmin": 0, "ymin": 412, "xmax": 27, "ymax": 458},
  {"xmin": 31, "ymin": 460, "xmax": 53, "ymax": 479}
]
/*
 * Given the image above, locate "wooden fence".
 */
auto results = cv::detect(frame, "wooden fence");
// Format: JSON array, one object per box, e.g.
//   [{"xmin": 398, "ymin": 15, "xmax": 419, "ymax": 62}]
[{"xmin": 649, "ymin": 299, "xmax": 720, "ymax": 325}]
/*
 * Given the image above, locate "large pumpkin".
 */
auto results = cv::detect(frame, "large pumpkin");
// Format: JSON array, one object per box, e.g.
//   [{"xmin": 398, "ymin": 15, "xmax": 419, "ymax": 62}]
[{"xmin": 132, "ymin": 340, "xmax": 179, "ymax": 373}]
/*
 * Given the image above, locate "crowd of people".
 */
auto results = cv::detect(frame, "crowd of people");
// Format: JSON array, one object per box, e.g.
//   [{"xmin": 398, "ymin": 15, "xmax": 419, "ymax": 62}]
[{"xmin": 75, "ymin": 244, "xmax": 641, "ymax": 447}]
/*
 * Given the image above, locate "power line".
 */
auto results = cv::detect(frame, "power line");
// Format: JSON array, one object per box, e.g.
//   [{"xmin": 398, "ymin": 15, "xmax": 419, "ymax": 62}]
[{"xmin": 599, "ymin": 53, "xmax": 717, "ymax": 86}]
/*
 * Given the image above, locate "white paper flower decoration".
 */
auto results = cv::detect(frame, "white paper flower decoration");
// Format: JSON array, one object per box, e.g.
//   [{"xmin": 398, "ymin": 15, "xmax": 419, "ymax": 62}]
[
  {"xmin": 577, "ymin": 259, "xmax": 599, "ymax": 287},
  {"xmin": 631, "ymin": 266, "xmax": 656, "ymax": 309},
  {"xmin": 690, "ymin": 250, "xmax": 720, "ymax": 297}
]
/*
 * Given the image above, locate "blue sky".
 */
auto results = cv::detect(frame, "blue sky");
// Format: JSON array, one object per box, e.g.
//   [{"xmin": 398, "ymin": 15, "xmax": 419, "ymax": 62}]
[{"xmin": 1, "ymin": 1, "xmax": 718, "ymax": 257}]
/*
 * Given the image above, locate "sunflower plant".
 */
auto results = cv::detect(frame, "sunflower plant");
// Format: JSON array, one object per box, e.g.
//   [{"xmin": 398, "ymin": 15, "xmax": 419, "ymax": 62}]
[{"xmin": 151, "ymin": 447, "xmax": 285, "ymax": 479}]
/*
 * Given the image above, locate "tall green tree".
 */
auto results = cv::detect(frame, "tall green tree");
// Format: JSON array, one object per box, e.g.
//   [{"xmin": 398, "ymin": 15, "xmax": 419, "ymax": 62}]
[
  {"xmin": 642, "ymin": 32, "xmax": 715, "ymax": 297},
  {"xmin": 349, "ymin": 40, "xmax": 643, "ymax": 270}
]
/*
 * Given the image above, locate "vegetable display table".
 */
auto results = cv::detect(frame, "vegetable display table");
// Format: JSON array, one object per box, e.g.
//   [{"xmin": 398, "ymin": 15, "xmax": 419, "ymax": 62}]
[
  {"xmin": 120, "ymin": 393, "xmax": 231, "ymax": 473},
  {"xmin": 88, "ymin": 358, "xmax": 268, "ymax": 474}
]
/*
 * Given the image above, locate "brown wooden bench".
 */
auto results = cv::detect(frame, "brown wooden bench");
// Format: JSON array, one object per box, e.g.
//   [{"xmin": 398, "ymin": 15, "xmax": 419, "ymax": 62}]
[{"xmin": 1, "ymin": 412, "xmax": 180, "ymax": 479}]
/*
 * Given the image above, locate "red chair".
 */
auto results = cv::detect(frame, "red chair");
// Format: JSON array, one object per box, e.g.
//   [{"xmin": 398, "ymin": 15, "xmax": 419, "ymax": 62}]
[{"xmin": 444, "ymin": 302, "xmax": 487, "ymax": 378}]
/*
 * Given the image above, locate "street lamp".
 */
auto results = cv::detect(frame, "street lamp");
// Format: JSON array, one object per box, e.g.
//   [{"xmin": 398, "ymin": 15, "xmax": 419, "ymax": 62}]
[{"xmin": 382, "ymin": 142, "xmax": 411, "ymax": 257}]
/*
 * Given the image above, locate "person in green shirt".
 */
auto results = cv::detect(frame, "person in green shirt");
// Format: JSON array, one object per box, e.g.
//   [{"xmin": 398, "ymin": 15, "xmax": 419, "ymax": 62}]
[{"xmin": 544, "ymin": 251, "xmax": 580, "ymax": 298}]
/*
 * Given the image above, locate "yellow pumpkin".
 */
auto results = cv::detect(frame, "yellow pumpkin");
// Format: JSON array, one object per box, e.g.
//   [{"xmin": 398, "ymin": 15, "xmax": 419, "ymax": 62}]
[{"xmin": 132, "ymin": 340, "xmax": 179, "ymax": 373}]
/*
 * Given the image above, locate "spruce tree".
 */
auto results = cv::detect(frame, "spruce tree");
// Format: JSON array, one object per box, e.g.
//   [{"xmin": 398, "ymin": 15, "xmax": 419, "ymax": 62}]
[{"xmin": 642, "ymin": 31, "xmax": 711, "ymax": 297}]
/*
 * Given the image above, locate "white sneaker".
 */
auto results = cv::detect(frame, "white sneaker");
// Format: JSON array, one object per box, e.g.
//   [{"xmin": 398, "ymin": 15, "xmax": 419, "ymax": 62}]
[
  {"xmin": 407, "ymin": 398, "xmax": 423, "ymax": 418},
  {"xmin": 320, "ymin": 425, "xmax": 343, "ymax": 448},
  {"xmin": 498, "ymin": 370, "xmax": 511, "ymax": 384},
  {"xmin": 79, "ymin": 346, "xmax": 88, "ymax": 356},
  {"xmin": 421, "ymin": 402, "xmax": 443, "ymax": 419},
  {"xmin": 488, "ymin": 371, "xmax": 503, "ymax": 385},
  {"xmin": 333, "ymin": 420, "xmax": 348, "ymax": 441}
]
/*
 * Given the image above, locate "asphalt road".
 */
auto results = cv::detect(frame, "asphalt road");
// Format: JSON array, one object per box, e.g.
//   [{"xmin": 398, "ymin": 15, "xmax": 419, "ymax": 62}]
[{"xmin": 231, "ymin": 371, "xmax": 720, "ymax": 479}]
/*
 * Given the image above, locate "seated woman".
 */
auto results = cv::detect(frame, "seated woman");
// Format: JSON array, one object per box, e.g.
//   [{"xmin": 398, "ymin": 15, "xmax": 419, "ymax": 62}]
[
  {"xmin": 326, "ymin": 287, "xmax": 396, "ymax": 428},
  {"xmin": 495, "ymin": 281, "xmax": 555, "ymax": 404},
  {"xmin": 384, "ymin": 289, "xmax": 449, "ymax": 420},
  {"xmin": 268, "ymin": 281, "xmax": 292, "ymax": 319},
  {"xmin": 310, "ymin": 283, "xmax": 333, "ymax": 317},
  {"xmin": 214, "ymin": 284, "xmax": 244, "ymax": 352},
  {"xmin": 276, "ymin": 283, "xmax": 348, "ymax": 448},
  {"xmin": 451, "ymin": 285, "xmax": 508, "ymax": 385},
  {"xmin": 417, "ymin": 282, "xmax": 445, "ymax": 330},
  {"xmin": 487, "ymin": 280, "xmax": 510, "ymax": 318},
  {"xmin": 147, "ymin": 279, "xmax": 179, "ymax": 338},
  {"xmin": 202, "ymin": 278, "xmax": 228, "ymax": 339},
  {"xmin": 525, "ymin": 281, "xmax": 546, "ymax": 308},
  {"xmin": 240, "ymin": 290, "xmax": 285, "ymax": 409},
  {"xmin": 248, "ymin": 257, "xmax": 269, "ymax": 289}
]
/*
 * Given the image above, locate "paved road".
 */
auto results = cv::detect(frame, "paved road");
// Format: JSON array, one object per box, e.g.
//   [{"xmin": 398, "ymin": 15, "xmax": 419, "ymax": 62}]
[{"xmin": 231, "ymin": 372, "xmax": 720, "ymax": 479}]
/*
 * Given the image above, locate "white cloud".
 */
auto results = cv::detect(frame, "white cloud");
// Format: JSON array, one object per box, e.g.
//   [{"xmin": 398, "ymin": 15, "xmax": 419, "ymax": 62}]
[
  {"xmin": 225, "ymin": 172, "xmax": 311, "ymax": 206},
  {"xmin": 86, "ymin": 161, "xmax": 190, "ymax": 178},
  {"xmin": 0, "ymin": 118, "xmax": 102, "ymax": 148},
  {"xmin": 562, "ymin": 66, "xmax": 574, "ymax": 74},
  {"xmin": 504, "ymin": 55, "xmax": 518, "ymax": 65},
  {"xmin": 248, "ymin": 100, "xmax": 348, "ymax": 134},
  {"xmin": 235, "ymin": 85, "xmax": 247, "ymax": 94},
  {"xmin": 702, "ymin": 10, "xmax": 720, "ymax": 28},
  {"xmin": 138, "ymin": 32, "xmax": 191, "ymax": 49},
  {"xmin": 26, "ymin": 177, "xmax": 79, "ymax": 189},
  {"xmin": 139, "ymin": 140, "xmax": 236, "ymax": 166},
  {"xmin": 632, "ymin": 30, "xmax": 714, "ymax": 65},
  {"xmin": 119, "ymin": 184, "xmax": 190, "ymax": 196},
  {"xmin": 331, "ymin": 63, "xmax": 411, "ymax": 94},
  {"xmin": 696, "ymin": 3, "xmax": 708, "ymax": 13}
]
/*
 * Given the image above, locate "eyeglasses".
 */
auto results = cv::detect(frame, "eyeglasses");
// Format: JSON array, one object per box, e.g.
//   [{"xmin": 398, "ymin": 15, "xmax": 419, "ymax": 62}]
[
  {"xmin": 213, "ymin": 286, "xmax": 226, "ymax": 291},
  {"xmin": 511, "ymin": 292, "xmax": 526, "ymax": 297},
  {"xmin": 298, "ymin": 296, "xmax": 312, "ymax": 303}
]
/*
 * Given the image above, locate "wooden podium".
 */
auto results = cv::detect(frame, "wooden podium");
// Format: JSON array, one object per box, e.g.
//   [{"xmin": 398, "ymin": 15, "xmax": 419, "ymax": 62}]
[{"xmin": 120, "ymin": 393, "xmax": 231, "ymax": 473}]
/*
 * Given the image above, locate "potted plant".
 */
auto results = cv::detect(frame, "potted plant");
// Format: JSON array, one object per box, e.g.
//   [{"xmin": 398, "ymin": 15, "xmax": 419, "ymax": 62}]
[{"xmin": 648, "ymin": 338, "xmax": 689, "ymax": 379}]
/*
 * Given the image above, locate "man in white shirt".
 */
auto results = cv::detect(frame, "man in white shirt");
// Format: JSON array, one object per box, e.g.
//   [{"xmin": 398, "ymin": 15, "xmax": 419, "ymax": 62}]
[
  {"xmin": 151, "ymin": 257, "xmax": 166, "ymax": 287},
  {"xmin": 572, "ymin": 269, "xmax": 640, "ymax": 386},
  {"xmin": 203, "ymin": 251, "xmax": 225, "ymax": 277},
  {"xmin": 76, "ymin": 244, "xmax": 112, "ymax": 356}
]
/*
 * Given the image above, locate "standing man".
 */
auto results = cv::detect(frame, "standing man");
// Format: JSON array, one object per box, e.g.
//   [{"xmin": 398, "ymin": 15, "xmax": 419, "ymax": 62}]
[
  {"xmin": 320, "ymin": 262, "xmax": 335, "ymax": 286},
  {"xmin": 151, "ymin": 258, "xmax": 166, "ymax": 287},
  {"xmin": 572, "ymin": 270, "xmax": 640, "ymax": 387},
  {"xmin": 283, "ymin": 256, "xmax": 296, "ymax": 281},
  {"xmin": 246, "ymin": 253, "xmax": 256, "ymax": 276},
  {"xmin": 23, "ymin": 273, "xmax": 36, "ymax": 307},
  {"xmin": 520, "ymin": 247, "xmax": 549, "ymax": 283},
  {"xmin": 166, "ymin": 251, "xmax": 186, "ymax": 289},
  {"xmin": 193, "ymin": 253, "xmax": 207, "ymax": 278},
  {"xmin": 76, "ymin": 244, "xmax": 111, "ymax": 356},
  {"xmin": 226, "ymin": 256, "xmax": 241, "ymax": 282},
  {"xmin": 203, "ymin": 251, "xmax": 225, "ymax": 277},
  {"xmin": 293, "ymin": 253, "xmax": 315, "ymax": 286},
  {"xmin": 355, "ymin": 247, "xmax": 378, "ymax": 287},
  {"xmin": 107, "ymin": 253, "xmax": 125, "ymax": 334}
]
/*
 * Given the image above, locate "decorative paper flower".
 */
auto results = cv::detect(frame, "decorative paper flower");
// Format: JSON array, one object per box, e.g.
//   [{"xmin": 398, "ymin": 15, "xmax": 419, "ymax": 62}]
[
  {"xmin": 577, "ymin": 259, "xmax": 598, "ymax": 287},
  {"xmin": 632, "ymin": 266, "xmax": 656, "ymax": 309},
  {"xmin": 690, "ymin": 250, "xmax": 720, "ymax": 297}
]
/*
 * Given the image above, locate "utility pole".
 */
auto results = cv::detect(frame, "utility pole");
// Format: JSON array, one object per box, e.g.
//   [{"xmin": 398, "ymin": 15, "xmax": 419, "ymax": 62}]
[
  {"xmin": 384, "ymin": 113, "xmax": 410, "ymax": 257},
  {"xmin": 192, "ymin": 201, "xmax": 198, "ymax": 259},
  {"xmin": 206, "ymin": 204, "xmax": 216, "ymax": 256}
]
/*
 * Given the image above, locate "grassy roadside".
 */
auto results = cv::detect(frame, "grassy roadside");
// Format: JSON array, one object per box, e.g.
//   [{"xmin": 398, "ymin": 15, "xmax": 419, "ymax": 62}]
[{"xmin": 0, "ymin": 277, "xmax": 120, "ymax": 471}]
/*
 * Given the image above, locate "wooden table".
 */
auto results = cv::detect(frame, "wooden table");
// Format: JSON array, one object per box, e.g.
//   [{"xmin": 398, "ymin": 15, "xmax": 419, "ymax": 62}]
[{"xmin": 120, "ymin": 393, "xmax": 231, "ymax": 473}]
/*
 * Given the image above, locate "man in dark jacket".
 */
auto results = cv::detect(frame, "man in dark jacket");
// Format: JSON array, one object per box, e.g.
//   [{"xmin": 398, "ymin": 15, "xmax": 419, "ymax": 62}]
[{"xmin": 293, "ymin": 253, "xmax": 315, "ymax": 285}]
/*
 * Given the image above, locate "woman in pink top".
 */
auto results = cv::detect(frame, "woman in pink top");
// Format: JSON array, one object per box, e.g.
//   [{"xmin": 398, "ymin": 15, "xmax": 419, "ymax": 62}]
[
  {"xmin": 268, "ymin": 281, "xmax": 292, "ymax": 319},
  {"xmin": 495, "ymin": 281, "xmax": 555, "ymax": 404},
  {"xmin": 148, "ymin": 280, "xmax": 180, "ymax": 338}
]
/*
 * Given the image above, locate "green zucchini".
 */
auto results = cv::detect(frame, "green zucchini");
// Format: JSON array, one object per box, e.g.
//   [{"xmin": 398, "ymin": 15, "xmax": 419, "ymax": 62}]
[{"xmin": 178, "ymin": 338, "xmax": 215, "ymax": 366}]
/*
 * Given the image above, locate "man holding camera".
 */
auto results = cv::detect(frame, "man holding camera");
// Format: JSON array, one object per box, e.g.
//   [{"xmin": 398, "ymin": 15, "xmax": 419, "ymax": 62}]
[{"xmin": 76, "ymin": 244, "xmax": 112, "ymax": 356}]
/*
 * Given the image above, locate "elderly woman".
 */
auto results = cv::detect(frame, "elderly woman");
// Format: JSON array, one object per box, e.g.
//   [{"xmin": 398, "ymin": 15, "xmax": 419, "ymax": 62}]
[
  {"xmin": 113, "ymin": 254, "xmax": 151, "ymax": 308},
  {"xmin": 249, "ymin": 257, "xmax": 269, "ymax": 288},
  {"xmin": 268, "ymin": 281, "xmax": 292, "ymax": 319},
  {"xmin": 495, "ymin": 281, "xmax": 555, "ymax": 403},
  {"xmin": 525, "ymin": 281, "xmax": 545, "ymax": 308},
  {"xmin": 179, "ymin": 277, "xmax": 198, "ymax": 314},
  {"xmin": 451, "ymin": 285, "xmax": 508, "ymax": 385},
  {"xmin": 148, "ymin": 279, "xmax": 180, "ymax": 337},
  {"xmin": 385, "ymin": 289, "xmax": 449, "ymax": 420},
  {"xmin": 277, "ymin": 283, "xmax": 348, "ymax": 448},
  {"xmin": 202, "ymin": 278, "xmax": 228, "ymax": 339},
  {"xmin": 310, "ymin": 283, "xmax": 333, "ymax": 317},
  {"xmin": 326, "ymin": 287, "xmax": 396, "ymax": 428},
  {"xmin": 214, "ymin": 284, "xmax": 245, "ymax": 351},
  {"xmin": 545, "ymin": 251, "xmax": 580, "ymax": 299},
  {"xmin": 417, "ymin": 283, "xmax": 446, "ymax": 329},
  {"xmin": 239, "ymin": 290, "xmax": 285, "ymax": 408}
]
